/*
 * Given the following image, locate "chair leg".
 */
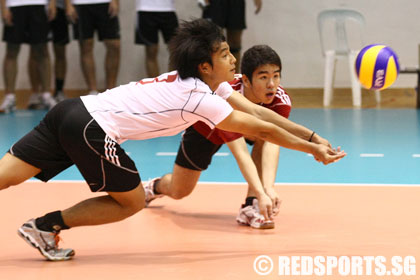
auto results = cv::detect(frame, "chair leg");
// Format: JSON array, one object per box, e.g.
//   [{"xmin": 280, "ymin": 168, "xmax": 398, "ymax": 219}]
[
  {"xmin": 323, "ymin": 50, "xmax": 336, "ymax": 107},
  {"xmin": 374, "ymin": 90, "xmax": 381, "ymax": 104},
  {"xmin": 348, "ymin": 51, "xmax": 361, "ymax": 107}
]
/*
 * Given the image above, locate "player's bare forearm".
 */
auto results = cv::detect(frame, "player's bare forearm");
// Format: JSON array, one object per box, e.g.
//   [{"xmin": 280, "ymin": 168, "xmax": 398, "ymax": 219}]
[
  {"xmin": 227, "ymin": 139, "xmax": 267, "ymax": 197},
  {"xmin": 217, "ymin": 110, "xmax": 346, "ymax": 164},
  {"xmin": 227, "ymin": 139, "xmax": 273, "ymax": 219},
  {"xmin": 227, "ymin": 91, "xmax": 315, "ymax": 141},
  {"xmin": 218, "ymin": 111, "xmax": 314, "ymax": 154},
  {"xmin": 257, "ymin": 141, "xmax": 280, "ymax": 191}
]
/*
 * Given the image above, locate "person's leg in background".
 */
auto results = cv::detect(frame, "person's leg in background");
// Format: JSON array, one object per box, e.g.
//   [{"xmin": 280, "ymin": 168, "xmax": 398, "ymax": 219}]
[
  {"xmin": 0, "ymin": 5, "xmax": 24, "ymax": 113},
  {"xmin": 225, "ymin": 0, "xmax": 247, "ymax": 72},
  {"xmin": 51, "ymin": 7, "xmax": 70, "ymax": 101},
  {"xmin": 26, "ymin": 5, "xmax": 56, "ymax": 110},
  {"xmin": 160, "ymin": 11, "xmax": 179, "ymax": 72},
  {"xmin": 145, "ymin": 43, "xmax": 159, "ymax": 77},
  {"xmin": 135, "ymin": 11, "xmax": 160, "ymax": 78},
  {"xmin": 30, "ymin": 45, "xmax": 56, "ymax": 110},
  {"xmin": 226, "ymin": 29, "xmax": 243, "ymax": 72},
  {"xmin": 53, "ymin": 43, "xmax": 67, "ymax": 101},
  {"xmin": 0, "ymin": 43, "xmax": 20, "ymax": 113},
  {"xmin": 104, "ymin": 38, "xmax": 120, "ymax": 89},
  {"xmin": 97, "ymin": 2, "xmax": 121, "ymax": 90},
  {"xmin": 73, "ymin": 4, "xmax": 98, "ymax": 95},
  {"xmin": 79, "ymin": 38, "xmax": 97, "ymax": 95}
]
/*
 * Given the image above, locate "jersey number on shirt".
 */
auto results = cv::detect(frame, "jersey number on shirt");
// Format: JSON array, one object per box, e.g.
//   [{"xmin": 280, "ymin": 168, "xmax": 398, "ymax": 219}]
[{"xmin": 138, "ymin": 73, "xmax": 178, "ymax": 85}]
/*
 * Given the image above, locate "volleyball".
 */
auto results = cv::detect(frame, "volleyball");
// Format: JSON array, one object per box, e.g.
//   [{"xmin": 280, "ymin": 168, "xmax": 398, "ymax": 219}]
[{"xmin": 355, "ymin": 44, "xmax": 400, "ymax": 90}]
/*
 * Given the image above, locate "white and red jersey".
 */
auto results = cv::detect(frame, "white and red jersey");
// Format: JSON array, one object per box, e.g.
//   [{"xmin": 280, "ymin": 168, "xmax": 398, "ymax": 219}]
[
  {"xmin": 193, "ymin": 74, "xmax": 292, "ymax": 145},
  {"xmin": 81, "ymin": 71, "xmax": 234, "ymax": 144}
]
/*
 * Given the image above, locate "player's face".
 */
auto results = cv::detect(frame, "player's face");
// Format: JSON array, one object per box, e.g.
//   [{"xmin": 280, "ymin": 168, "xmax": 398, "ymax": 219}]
[
  {"xmin": 247, "ymin": 64, "xmax": 281, "ymax": 104},
  {"xmin": 210, "ymin": 41, "xmax": 237, "ymax": 84}
]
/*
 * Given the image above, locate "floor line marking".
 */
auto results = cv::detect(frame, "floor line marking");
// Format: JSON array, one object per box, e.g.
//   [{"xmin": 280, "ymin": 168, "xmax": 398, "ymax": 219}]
[
  {"xmin": 156, "ymin": 152, "xmax": 229, "ymax": 156},
  {"xmin": 360, "ymin": 153, "xmax": 384, "ymax": 157}
]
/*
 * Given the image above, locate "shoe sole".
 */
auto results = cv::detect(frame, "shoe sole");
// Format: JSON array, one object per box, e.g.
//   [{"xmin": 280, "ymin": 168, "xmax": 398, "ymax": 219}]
[
  {"xmin": 17, "ymin": 228, "xmax": 74, "ymax": 261},
  {"xmin": 0, "ymin": 107, "xmax": 16, "ymax": 114},
  {"xmin": 236, "ymin": 219, "xmax": 275, "ymax": 230}
]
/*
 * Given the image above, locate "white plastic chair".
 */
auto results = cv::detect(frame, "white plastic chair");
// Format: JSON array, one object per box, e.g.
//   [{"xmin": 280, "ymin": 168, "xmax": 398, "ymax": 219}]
[{"xmin": 317, "ymin": 9, "xmax": 380, "ymax": 107}]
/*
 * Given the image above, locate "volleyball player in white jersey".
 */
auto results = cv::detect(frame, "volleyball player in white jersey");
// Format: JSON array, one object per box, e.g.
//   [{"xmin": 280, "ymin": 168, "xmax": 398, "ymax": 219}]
[
  {"xmin": 135, "ymin": 0, "xmax": 178, "ymax": 77},
  {"xmin": 144, "ymin": 45, "xmax": 292, "ymax": 229},
  {"xmin": 0, "ymin": 19, "xmax": 345, "ymax": 261},
  {"xmin": 0, "ymin": 0, "xmax": 57, "ymax": 113}
]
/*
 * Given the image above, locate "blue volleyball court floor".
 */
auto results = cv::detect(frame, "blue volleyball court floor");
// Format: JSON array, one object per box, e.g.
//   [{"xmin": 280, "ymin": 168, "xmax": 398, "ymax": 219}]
[{"xmin": 1, "ymin": 108, "xmax": 419, "ymax": 185}]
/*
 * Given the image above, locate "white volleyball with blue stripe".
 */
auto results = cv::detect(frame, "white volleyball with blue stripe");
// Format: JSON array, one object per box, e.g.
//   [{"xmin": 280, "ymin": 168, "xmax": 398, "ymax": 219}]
[{"xmin": 355, "ymin": 44, "xmax": 400, "ymax": 90}]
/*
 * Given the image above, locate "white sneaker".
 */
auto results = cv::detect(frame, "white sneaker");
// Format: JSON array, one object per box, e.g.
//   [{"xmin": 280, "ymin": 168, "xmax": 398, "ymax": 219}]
[
  {"xmin": 27, "ymin": 93, "xmax": 42, "ymax": 109},
  {"xmin": 55, "ymin": 91, "xmax": 66, "ymax": 102},
  {"xmin": 18, "ymin": 219, "xmax": 75, "ymax": 261},
  {"xmin": 236, "ymin": 198, "xmax": 275, "ymax": 229},
  {"xmin": 0, "ymin": 93, "xmax": 16, "ymax": 113},
  {"xmin": 143, "ymin": 178, "xmax": 164, "ymax": 207},
  {"xmin": 41, "ymin": 92, "xmax": 57, "ymax": 110}
]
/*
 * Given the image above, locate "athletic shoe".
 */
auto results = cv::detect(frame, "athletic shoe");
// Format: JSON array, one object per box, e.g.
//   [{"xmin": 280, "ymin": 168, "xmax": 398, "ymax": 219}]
[
  {"xmin": 88, "ymin": 90, "xmax": 99, "ymax": 96},
  {"xmin": 54, "ymin": 91, "xmax": 66, "ymax": 102},
  {"xmin": 17, "ymin": 219, "xmax": 75, "ymax": 261},
  {"xmin": 27, "ymin": 93, "xmax": 42, "ymax": 109},
  {"xmin": 143, "ymin": 177, "xmax": 163, "ymax": 206},
  {"xmin": 41, "ymin": 92, "xmax": 57, "ymax": 110},
  {"xmin": 0, "ymin": 93, "xmax": 16, "ymax": 113},
  {"xmin": 236, "ymin": 198, "xmax": 275, "ymax": 229}
]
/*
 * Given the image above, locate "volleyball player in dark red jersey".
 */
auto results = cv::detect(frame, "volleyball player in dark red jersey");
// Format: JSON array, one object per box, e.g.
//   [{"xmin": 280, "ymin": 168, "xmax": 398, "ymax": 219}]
[{"xmin": 145, "ymin": 45, "xmax": 295, "ymax": 229}]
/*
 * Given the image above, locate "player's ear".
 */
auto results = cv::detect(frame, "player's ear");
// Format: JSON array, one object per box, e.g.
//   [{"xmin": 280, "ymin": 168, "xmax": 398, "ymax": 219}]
[
  {"xmin": 242, "ymin": 74, "xmax": 252, "ymax": 88},
  {"xmin": 198, "ymin": 62, "xmax": 212, "ymax": 76}
]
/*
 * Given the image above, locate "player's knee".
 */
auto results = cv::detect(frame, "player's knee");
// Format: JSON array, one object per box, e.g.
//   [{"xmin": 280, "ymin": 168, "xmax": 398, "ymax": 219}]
[
  {"xmin": 80, "ymin": 40, "xmax": 94, "ymax": 54},
  {"xmin": 105, "ymin": 40, "xmax": 120, "ymax": 54},
  {"xmin": 111, "ymin": 186, "xmax": 145, "ymax": 217},
  {"xmin": 127, "ymin": 189, "xmax": 146, "ymax": 214},
  {"xmin": 120, "ymin": 199, "xmax": 144, "ymax": 218},
  {"xmin": 126, "ymin": 200, "xmax": 144, "ymax": 216},
  {"xmin": 6, "ymin": 45, "xmax": 20, "ymax": 59}
]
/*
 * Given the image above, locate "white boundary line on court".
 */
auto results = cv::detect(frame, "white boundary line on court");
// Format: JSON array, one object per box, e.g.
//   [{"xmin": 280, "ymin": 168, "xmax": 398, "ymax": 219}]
[
  {"xmin": 27, "ymin": 180, "xmax": 420, "ymax": 188},
  {"xmin": 360, "ymin": 153, "xmax": 384, "ymax": 157},
  {"xmin": 156, "ymin": 152, "xmax": 229, "ymax": 156},
  {"xmin": 198, "ymin": 182, "xmax": 420, "ymax": 188}
]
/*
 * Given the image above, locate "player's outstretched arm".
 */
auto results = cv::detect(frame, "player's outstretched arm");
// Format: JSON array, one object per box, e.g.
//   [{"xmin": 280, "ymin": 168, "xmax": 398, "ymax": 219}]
[
  {"xmin": 252, "ymin": 140, "xmax": 281, "ymax": 214},
  {"xmin": 227, "ymin": 138, "xmax": 273, "ymax": 220},
  {"xmin": 216, "ymin": 110, "xmax": 346, "ymax": 165},
  {"xmin": 226, "ymin": 90, "xmax": 331, "ymax": 146}
]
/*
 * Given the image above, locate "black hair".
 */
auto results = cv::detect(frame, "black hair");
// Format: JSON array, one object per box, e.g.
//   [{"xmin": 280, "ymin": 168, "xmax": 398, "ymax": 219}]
[
  {"xmin": 241, "ymin": 45, "xmax": 282, "ymax": 84},
  {"xmin": 169, "ymin": 18, "xmax": 226, "ymax": 79}
]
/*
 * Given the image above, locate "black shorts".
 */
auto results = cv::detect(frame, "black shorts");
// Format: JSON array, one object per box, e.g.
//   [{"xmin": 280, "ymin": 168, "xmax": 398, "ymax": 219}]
[
  {"xmin": 135, "ymin": 11, "xmax": 178, "ymax": 45},
  {"xmin": 49, "ymin": 8, "xmax": 69, "ymax": 45},
  {"xmin": 2, "ymin": 5, "xmax": 49, "ymax": 44},
  {"xmin": 9, "ymin": 98, "xmax": 140, "ymax": 193},
  {"xmin": 73, "ymin": 3, "xmax": 120, "ymax": 41},
  {"xmin": 202, "ymin": 0, "xmax": 246, "ymax": 30},
  {"xmin": 175, "ymin": 126, "xmax": 222, "ymax": 171}
]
